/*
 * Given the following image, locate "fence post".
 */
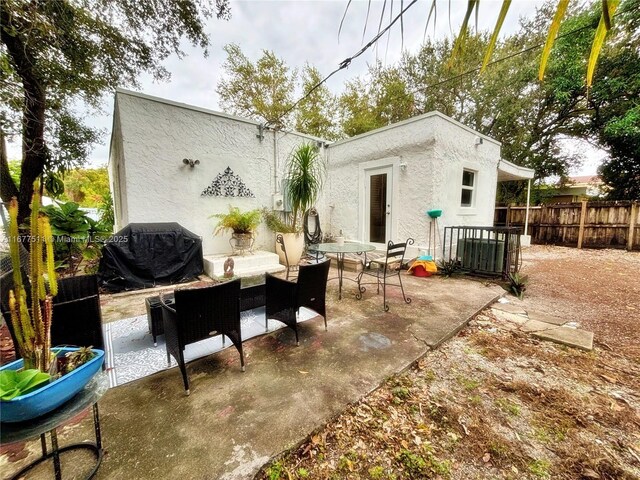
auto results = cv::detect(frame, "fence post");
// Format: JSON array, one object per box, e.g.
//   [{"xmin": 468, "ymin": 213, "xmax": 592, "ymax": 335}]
[
  {"xmin": 577, "ymin": 200, "xmax": 588, "ymax": 249},
  {"xmin": 628, "ymin": 202, "xmax": 639, "ymax": 251}
]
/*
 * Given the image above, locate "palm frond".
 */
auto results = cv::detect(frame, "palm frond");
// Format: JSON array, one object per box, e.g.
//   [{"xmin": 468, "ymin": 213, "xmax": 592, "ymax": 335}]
[
  {"xmin": 450, "ymin": 0, "xmax": 479, "ymax": 66},
  {"xmin": 538, "ymin": 0, "xmax": 570, "ymax": 81},
  {"xmin": 587, "ymin": 0, "xmax": 620, "ymax": 88},
  {"xmin": 362, "ymin": 0, "xmax": 372, "ymax": 44},
  {"xmin": 481, "ymin": 0, "xmax": 512, "ymax": 74},
  {"xmin": 423, "ymin": 0, "xmax": 437, "ymax": 43},
  {"xmin": 338, "ymin": 0, "xmax": 353, "ymax": 42}
]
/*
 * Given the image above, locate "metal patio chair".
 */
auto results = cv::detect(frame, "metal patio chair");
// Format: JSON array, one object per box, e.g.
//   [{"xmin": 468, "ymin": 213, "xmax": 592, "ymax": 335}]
[{"xmin": 356, "ymin": 238, "xmax": 414, "ymax": 311}]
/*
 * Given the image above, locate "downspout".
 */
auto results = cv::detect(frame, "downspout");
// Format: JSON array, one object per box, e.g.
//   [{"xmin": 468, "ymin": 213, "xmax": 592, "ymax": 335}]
[
  {"xmin": 273, "ymin": 129, "xmax": 279, "ymax": 193},
  {"xmin": 524, "ymin": 178, "xmax": 531, "ymax": 236}
]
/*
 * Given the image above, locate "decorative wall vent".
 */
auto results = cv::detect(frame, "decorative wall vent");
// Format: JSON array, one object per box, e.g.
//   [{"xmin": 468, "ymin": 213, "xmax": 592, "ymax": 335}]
[{"xmin": 201, "ymin": 166, "xmax": 255, "ymax": 198}]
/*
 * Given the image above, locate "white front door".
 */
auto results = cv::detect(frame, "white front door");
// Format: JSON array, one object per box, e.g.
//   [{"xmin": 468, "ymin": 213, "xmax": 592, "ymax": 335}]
[{"xmin": 364, "ymin": 166, "xmax": 393, "ymax": 246}]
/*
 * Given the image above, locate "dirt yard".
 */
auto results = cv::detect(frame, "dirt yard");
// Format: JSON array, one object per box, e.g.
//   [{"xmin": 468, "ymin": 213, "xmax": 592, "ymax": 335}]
[{"xmin": 256, "ymin": 246, "xmax": 640, "ymax": 480}]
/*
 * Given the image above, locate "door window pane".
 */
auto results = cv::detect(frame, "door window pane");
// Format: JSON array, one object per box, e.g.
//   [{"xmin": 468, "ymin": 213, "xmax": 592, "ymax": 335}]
[{"xmin": 369, "ymin": 174, "xmax": 387, "ymax": 243}]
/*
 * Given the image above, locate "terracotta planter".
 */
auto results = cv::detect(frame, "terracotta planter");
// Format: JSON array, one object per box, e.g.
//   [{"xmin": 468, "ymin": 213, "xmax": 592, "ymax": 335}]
[
  {"xmin": 0, "ymin": 347, "xmax": 105, "ymax": 423},
  {"xmin": 275, "ymin": 232, "xmax": 304, "ymax": 267}
]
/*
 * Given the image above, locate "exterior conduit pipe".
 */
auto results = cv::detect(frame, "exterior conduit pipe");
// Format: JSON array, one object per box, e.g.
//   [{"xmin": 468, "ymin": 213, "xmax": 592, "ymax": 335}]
[
  {"xmin": 524, "ymin": 178, "xmax": 531, "ymax": 236},
  {"xmin": 273, "ymin": 128, "xmax": 280, "ymax": 194}
]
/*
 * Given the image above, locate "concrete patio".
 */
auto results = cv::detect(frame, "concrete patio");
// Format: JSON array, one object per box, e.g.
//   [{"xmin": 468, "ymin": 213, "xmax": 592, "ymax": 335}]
[{"xmin": 1, "ymin": 269, "xmax": 503, "ymax": 479}]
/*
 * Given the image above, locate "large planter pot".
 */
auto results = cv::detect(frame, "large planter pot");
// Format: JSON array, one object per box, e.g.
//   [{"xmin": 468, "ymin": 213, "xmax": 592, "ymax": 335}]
[
  {"xmin": 275, "ymin": 232, "xmax": 305, "ymax": 267},
  {"xmin": 0, "ymin": 347, "xmax": 105, "ymax": 423},
  {"xmin": 230, "ymin": 232, "xmax": 255, "ymax": 255}
]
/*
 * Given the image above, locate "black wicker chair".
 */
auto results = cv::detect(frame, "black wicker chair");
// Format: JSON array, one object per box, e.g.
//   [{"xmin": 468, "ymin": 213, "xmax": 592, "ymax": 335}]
[
  {"xmin": 265, "ymin": 259, "xmax": 331, "ymax": 345},
  {"xmin": 1, "ymin": 273, "xmax": 105, "ymax": 354},
  {"xmin": 356, "ymin": 238, "xmax": 414, "ymax": 311},
  {"xmin": 160, "ymin": 279, "xmax": 245, "ymax": 395}
]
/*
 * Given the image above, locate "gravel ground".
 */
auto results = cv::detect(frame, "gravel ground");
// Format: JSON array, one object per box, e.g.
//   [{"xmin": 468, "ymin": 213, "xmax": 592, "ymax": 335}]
[
  {"xmin": 257, "ymin": 246, "xmax": 640, "ymax": 480},
  {"xmin": 519, "ymin": 246, "xmax": 640, "ymax": 357}
]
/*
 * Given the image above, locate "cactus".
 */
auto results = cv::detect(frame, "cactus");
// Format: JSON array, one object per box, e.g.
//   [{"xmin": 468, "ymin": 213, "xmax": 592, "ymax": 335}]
[{"xmin": 7, "ymin": 180, "xmax": 57, "ymax": 372}]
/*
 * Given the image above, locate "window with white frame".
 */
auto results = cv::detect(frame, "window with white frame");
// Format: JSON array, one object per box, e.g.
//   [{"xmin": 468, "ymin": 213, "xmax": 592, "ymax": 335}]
[{"xmin": 460, "ymin": 169, "xmax": 475, "ymax": 207}]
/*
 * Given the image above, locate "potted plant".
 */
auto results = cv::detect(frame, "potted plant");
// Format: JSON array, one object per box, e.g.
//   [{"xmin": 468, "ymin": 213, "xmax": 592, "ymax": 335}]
[
  {"xmin": 0, "ymin": 181, "xmax": 104, "ymax": 423},
  {"xmin": 265, "ymin": 143, "xmax": 325, "ymax": 266},
  {"xmin": 211, "ymin": 206, "xmax": 262, "ymax": 255}
]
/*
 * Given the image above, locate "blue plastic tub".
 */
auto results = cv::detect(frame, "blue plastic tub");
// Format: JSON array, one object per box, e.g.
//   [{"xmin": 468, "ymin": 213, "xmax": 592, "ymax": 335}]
[
  {"xmin": 427, "ymin": 209, "xmax": 442, "ymax": 218},
  {"xmin": 0, "ymin": 347, "xmax": 105, "ymax": 423}
]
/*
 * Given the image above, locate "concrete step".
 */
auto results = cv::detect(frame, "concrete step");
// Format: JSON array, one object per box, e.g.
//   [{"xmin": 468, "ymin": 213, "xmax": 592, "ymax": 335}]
[
  {"xmin": 203, "ymin": 251, "xmax": 285, "ymax": 278},
  {"xmin": 522, "ymin": 319, "xmax": 594, "ymax": 351}
]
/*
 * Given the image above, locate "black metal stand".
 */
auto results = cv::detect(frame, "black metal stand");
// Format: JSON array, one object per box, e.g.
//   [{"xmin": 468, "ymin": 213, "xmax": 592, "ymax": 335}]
[
  {"xmin": 1, "ymin": 374, "xmax": 108, "ymax": 480},
  {"xmin": 7, "ymin": 404, "xmax": 103, "ymax": 480}
]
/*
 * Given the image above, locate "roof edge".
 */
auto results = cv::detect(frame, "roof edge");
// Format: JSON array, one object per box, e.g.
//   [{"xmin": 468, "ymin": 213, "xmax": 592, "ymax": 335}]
[{"xmin": 329, "ymin": 111, "xmax": 501, "ymax": 148}]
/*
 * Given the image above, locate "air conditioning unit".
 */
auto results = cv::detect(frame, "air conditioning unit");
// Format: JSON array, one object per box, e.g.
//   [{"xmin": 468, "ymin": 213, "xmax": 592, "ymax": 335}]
[{"xmin": 456, "ymin": 238, "xmax": 505, "ymax": 274}]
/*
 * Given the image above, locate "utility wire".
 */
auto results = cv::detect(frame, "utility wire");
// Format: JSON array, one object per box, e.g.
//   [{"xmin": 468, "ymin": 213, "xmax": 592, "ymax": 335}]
[
  {"xmin": 267, "ymin": 3, "xmax": 633, "ymax": 129},
  {"xmin": 408, "ymin": 22, "xmax": 596, "ymax": 97},
  {"xmin": 263, "ymin": 0, "xmax": 419, "ymax": 129}
]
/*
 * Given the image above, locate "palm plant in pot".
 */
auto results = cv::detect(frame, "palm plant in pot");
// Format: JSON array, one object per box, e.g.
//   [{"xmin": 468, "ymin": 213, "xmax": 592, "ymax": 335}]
[
  {"xmin": 0, "ymin": 181, "xmax": 105, "ymax": 423},
  {"xmin": 266, "ymin": 143, "xmax": 325, "ymax": 267},
  {"xmin": 211, "ymin": 206, "xmax": 262, "ymax": 255}
]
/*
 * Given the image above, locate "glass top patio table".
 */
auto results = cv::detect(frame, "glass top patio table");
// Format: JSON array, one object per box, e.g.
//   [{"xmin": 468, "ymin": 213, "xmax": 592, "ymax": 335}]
[
  {"xmin": 308, "ymin": 242, "xmax": 376, "ymax": 254},
  {"xmin": 308, "ymin": 242, "xmax": 376, "ymax": 299}
]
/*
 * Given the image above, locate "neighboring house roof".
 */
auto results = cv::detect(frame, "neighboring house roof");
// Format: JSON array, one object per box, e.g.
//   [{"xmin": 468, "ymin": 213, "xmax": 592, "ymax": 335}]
[{"xmin": 568, "ymin": 175, "xmax": 603, "ymax": 186}]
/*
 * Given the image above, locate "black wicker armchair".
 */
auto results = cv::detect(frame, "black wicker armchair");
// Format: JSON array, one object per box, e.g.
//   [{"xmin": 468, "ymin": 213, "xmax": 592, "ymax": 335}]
[
  {"xmin": 356, "ymin": 238, "xmax": 414, "ymax": 311},
  {"xmin": 1, "ymin": 273, "xmax": 105, "ymax": 354},
  {"xmin": 160, "ymin": 279, "xmax": 245, "ymax": 395},
  {"xmin": 265, "ymin": 259, "xmax": 331, "ymax": 345}
]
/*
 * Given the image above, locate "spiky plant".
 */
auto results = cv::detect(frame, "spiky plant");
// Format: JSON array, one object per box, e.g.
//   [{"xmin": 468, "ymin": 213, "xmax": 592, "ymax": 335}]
[
  {"xmin": 7, "ymin": 179, "xmax": 58, "ymax": 373},
  {"xmin": 284, "ymin": 143, "xmax": 325, "ymax": 232},
  {"xmin": 508, "ymin": 272, "xmax": 527, "ymax": 300}
]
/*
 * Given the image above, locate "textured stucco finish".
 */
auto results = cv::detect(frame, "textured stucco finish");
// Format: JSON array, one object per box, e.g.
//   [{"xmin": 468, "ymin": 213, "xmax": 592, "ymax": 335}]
[
  {"xmin": 109, "ymin": 91, "xmax": 501, "ymax": 257},
  {"xmin": 322, "ymin": 113, "xmax": 501, "ymax": 256},
  {"xmin": 109, "ymin": 91, "xmax": 320, "ymax": 255}
]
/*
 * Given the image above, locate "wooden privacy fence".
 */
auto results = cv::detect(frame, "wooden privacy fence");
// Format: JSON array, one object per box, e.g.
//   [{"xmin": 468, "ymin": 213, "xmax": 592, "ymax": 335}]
[{"xmin": 495, "ymin": 200, "xmax": 640, "ymax": 251}]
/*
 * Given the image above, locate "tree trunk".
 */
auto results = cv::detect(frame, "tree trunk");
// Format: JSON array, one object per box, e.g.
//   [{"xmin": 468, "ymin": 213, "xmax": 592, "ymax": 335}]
[
  {"xmin": 0, "ymin": 130, "xmax": 19, "ymax": 202},
  {"xmin": 1, "ymin": 6, "xmax": 48, "ymax": 224}
]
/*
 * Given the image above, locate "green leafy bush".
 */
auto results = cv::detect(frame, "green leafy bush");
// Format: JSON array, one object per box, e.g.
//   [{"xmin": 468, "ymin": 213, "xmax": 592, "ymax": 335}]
[
  {"xmin": 0, "ymin": 369, "xmax": 51, "ymax": 400},
  {"xmin": 41, "ymin": 200, "xmax": 111, "ymax": 275},
  {"xmin": 261, "ymin": 208, "xmax": 297, "ymax": 234},
  {"xmin": 211, "ymin": 206, "xmax": 262, "ymax": 235}
]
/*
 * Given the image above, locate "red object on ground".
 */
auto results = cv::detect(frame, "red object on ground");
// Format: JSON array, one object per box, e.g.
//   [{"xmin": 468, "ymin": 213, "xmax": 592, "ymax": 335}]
[{"xmin": 412, "ymin": 265, "xmax": 433, "ymax": 277}]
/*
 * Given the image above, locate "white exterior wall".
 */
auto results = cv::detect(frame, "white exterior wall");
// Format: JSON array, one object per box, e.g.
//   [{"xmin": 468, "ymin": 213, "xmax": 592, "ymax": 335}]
[
  {"xmin": 110, "ymin": 91, "xmax": 502, "ymax": 258},
  {"xmin": 321, "ymin": 113, "xmax": 501, "ymax": 255},
  {"xmin": 110, "ymin": 90, "xmax": 321, "ymax": 255}
]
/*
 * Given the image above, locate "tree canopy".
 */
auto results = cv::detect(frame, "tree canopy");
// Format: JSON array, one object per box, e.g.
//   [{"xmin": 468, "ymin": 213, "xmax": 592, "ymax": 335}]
[
  {"xmin": 336, "ymin": 1, "xmax": 639, "ymax": 201},
  {"xmin": 1, "ymin": 0, "xmax": 230, "ymax": 222}
]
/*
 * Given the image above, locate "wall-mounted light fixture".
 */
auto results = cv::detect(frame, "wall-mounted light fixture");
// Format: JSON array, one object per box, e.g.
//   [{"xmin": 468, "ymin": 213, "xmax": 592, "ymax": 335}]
[
  {"xmin": 183, "ymin": 158, "xmax": 200, "ymax": 168},
  {"xmin": 399, "ymin": 161, "xmax": 408, "ymax": 171},
  {"xmin": 474, "ymin": 136, "xmax": 484, "ymax": 146}
]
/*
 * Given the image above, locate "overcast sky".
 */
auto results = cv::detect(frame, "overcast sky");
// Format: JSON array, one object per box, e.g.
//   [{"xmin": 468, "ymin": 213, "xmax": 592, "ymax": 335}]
[{"xmin": 7, "ymin": 0, "xmax": 605, "ymax": 175}]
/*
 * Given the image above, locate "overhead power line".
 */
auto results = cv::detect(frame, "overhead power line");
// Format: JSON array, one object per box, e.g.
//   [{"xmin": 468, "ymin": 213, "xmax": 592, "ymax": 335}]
[
  {"xmin": 263, "ymin": 0, "xmax": 419, "ymax": 129},
  {"xmin": 268, "ymin": 2, "xmax": 633, "ymax": 130}
]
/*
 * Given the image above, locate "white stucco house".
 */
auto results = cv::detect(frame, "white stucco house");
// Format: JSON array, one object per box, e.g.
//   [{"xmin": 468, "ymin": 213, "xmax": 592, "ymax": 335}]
[{"xmin": 108, "ymin": 89, "xmax": 534, "ymax": 263}]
